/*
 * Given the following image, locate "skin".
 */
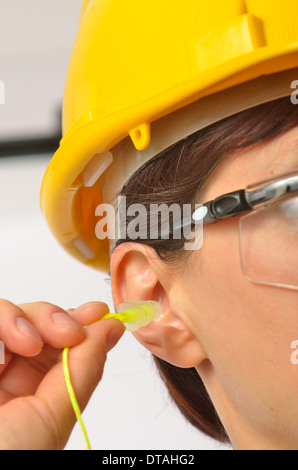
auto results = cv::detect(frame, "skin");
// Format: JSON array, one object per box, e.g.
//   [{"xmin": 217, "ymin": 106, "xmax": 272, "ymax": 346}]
[
  {"xmin": 0, "ymin": 300, "xmax": 125, "ymax": 450},
  {"xmin": 111, "ymin": 126, "xmax": 298, "ymax": 450},
  {"xmin": 0, "ymin": 126, "xmax": 296, "ymax": 450}
]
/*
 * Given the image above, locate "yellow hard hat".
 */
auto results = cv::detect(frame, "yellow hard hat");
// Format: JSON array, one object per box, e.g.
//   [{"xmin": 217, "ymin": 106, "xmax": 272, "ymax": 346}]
[{"xmin": 40, "ymin": 0, "xmax": 298, "ymax": 273}]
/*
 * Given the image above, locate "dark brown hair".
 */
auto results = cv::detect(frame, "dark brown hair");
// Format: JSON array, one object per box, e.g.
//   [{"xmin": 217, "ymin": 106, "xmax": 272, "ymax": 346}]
[{"xmin": 114, "ymin": 96, "xmax": 298, "ymax": 443}]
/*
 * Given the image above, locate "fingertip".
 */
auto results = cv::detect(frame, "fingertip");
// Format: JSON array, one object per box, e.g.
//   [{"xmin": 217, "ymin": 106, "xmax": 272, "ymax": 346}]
[
  {"xmin": 32, "ymin": 311, "xmax": 86, "ymax": 349},
  {"xmin": 51, "ymin": 312, "xmax": 86, "ymax": 332},
  {"xmin": 69, "ymin": 301, "xmax": 110, "ymax": 327},
  {"xmin": 16, "ymin": 316, "xmax": 41, "ymax": 338},
  {"xmin": 15, "ymin": 317, "xmax": 44, "ymax": 355},
  {"xmin": 105, "ymin": 321, "xmax": 126, "ymax": 352}
]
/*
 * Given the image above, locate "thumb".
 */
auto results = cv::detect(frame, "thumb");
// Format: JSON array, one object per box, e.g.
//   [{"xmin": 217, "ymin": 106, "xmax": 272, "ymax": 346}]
[{"xmin": 36, "ymin": 318, "xmax": 125, "ymax": 449}]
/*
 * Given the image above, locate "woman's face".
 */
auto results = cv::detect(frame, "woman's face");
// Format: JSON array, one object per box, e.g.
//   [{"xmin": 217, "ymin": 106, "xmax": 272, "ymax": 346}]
[{"xmin": 177, "ymin": 126, "xmax": 298, "ymax": 449}]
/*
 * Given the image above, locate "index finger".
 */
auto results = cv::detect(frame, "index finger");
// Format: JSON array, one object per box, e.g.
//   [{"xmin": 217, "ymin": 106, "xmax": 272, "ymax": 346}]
[
  {"xmin": 19, "ymin": 302, "xmax": 86, "ymax": 349},
  {"xmin": 66, "ymin": 301, "xmax": 110, "ymax": 327},
  {"xmin": 34, "ymin": 316, "xmax": 125, "ymax": 449}
]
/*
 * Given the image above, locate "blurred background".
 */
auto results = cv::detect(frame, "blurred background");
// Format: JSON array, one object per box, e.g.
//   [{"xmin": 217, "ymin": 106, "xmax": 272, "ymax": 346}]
[{"xmin": 0, "ymin": 1, "xmax": 231, "ymax": 450}]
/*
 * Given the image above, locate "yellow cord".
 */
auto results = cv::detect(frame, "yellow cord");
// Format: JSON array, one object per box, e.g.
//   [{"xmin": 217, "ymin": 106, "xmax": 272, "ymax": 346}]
[
  {"xmin": 62, "ymin": 346, "xmax": 92, "ymax": 450},
  {"xmin": 62, "ymin": 312, "xmax": 129, "ymax": 451},
  {"xmin": 62, "ymin": 303, "xmax": 160, "ymax": 450}
]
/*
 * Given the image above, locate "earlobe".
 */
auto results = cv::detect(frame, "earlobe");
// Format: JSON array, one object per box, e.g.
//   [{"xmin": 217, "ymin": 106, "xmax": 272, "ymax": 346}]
[
  {"xmin": 110, "ymin": 242, "xmax": 207, "ymax": 368},
  {"xmin": 134, "ymin": 310, "xmax": 207, "ymax": 368}
]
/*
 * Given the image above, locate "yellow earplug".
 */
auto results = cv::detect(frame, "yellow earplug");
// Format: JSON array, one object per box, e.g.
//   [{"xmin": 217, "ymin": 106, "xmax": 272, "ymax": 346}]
[
  {"xmin": 101, "ymin": 300, "xmax": 162, "ymax": 331},
  {"xmin": 63, "ymin": 301, "xmax": 162, "ymax": 450}
]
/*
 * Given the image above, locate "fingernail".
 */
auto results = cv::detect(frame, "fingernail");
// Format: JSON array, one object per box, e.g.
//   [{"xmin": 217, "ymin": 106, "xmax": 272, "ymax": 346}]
[
  {"xmin": 106, "ymin": 324, "xmax": 125, "ymax": 352},
  {"xmin": 16, "ymin": 317, "xmax": 42, "ymax": 343},
  {"xmin": 52, "ymin": 312, "xmax": 82, "ymax": 331}
]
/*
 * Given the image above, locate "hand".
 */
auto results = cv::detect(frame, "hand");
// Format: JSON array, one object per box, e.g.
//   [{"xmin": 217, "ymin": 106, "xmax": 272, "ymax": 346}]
[{"xmin": 0, "ymin": 300, "xmax": 125, "ymax": 450}]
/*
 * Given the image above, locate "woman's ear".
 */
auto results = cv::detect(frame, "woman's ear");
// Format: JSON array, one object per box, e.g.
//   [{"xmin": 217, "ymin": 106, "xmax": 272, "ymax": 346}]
[{"xmin": 110, "ymin": 242, "xmax": 206, "ymax": 368}]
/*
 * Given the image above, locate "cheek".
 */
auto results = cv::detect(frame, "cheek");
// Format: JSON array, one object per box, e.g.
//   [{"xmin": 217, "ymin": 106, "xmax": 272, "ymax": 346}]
[{"xmin": 184, "ymin": 219, "xmax": 298, "ymax": 423}]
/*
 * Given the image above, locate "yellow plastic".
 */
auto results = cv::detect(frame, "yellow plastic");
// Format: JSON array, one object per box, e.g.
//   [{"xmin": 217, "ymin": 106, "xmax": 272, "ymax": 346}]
[
  {"xmin": 62, "ymin": 346, "xmax": 91, "ymax": 450},
  {"xmin": 103, "ymin": 300, "xmax": 162, "ymax": 332},
  {"xmin": 63, "ymin": 300, "xmax": 161, "ymax": 450},
  {"xmin": 40, "ymin": 0, "xmax": 298, "ymax": 272}
]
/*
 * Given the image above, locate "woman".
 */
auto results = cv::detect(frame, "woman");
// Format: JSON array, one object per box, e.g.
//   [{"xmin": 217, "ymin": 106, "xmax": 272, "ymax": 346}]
[
  {"xmin": 110, "ymin": 97, "xmax": 298, "ymax": 449},
  {"xmin": 1, "ymin": 0, "xmax": 298, "ymax": 450}
]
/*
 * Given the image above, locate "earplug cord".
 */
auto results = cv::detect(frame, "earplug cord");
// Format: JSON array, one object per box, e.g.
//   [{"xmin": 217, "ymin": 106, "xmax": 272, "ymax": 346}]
[
  {"xmin": 62, "ymin": 345, "xmax": 92, "ymax": 450},
  {"xmin": 62, "ymin": 312, "xmax": 131, "ymax": 451},
  {"xmin": 62, "ymin": 302, "xmax": 161, "ymax": 450}
]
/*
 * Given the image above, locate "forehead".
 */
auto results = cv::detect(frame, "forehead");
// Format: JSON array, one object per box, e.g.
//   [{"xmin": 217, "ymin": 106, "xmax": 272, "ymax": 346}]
[{"xmin": 202, "ymin": 126, "xmax": 298, "ymax": 202}]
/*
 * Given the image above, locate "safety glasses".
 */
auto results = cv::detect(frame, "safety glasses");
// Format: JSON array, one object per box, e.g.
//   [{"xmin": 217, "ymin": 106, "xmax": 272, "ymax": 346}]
[{"xmin": 190, "ymin": 169, "xmax": 298, "ymax": 291}]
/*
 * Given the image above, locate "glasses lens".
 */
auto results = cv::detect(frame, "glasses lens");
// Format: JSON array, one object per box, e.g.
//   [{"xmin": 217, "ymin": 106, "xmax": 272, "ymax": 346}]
[{"xmin": 239, "ymin": 196, "xmax": 298, "ymax": 290}]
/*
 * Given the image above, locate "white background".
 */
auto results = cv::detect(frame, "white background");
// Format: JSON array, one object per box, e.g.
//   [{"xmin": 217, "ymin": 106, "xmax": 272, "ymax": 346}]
[
  {"xmin": 0, "ymin": 1, "xmax": 231, "ymax": 451},
  {"xmin": 0, "ymin": 0, "xmax": 83, "ymax": 140}
]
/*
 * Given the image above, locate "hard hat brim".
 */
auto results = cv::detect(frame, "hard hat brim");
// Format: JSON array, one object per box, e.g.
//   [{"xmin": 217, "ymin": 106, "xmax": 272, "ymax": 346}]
[{"xmin": 40, "ymin": 44, "xmax": 298, "ymax": 272}]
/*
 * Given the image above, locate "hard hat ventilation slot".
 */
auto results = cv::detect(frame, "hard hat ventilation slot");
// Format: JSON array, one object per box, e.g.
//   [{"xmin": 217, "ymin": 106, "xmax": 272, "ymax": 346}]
[{"xmin": 83, "ymin": 151, "xmax": 113, "ymax": 187}]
